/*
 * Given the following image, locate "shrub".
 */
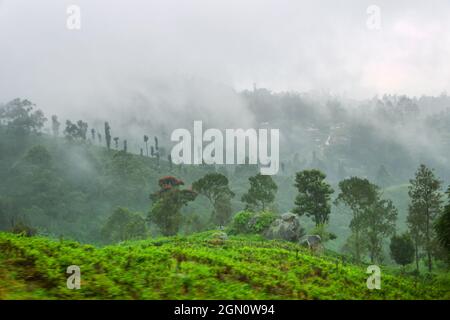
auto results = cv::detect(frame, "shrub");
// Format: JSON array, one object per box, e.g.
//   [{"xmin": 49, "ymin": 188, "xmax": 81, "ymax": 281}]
[
  {"xmin": 229, "ymin": 210, "xmax": 276, "ymax": 234},
  {"xmin": 229, "ymin": 211, "xmax": 253, "ymax": 234},
  {"xmin": 102, "ymin": 207, "xmax": 147, "ymax": 243},
  {"xmin": 249, "ymin": 211, "xmax": 277, "ymax": 233},
  {"xmin": 390, "ymin": 233, "xmax": 415, "ymax": 267},
  {"xmin": 10, "ymin": 221, "xmax": 37, "ymax": 237}
]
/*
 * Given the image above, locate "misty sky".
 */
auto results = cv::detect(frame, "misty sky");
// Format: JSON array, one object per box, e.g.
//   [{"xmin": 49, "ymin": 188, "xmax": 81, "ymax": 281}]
[{"xmin": 0, "ymin": 0, "xmax": 449, "ymax": 119}]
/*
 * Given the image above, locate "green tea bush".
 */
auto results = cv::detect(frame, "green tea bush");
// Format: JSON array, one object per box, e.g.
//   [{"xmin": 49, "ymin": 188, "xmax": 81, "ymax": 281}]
[
  {"xmin": 0, "ymin": 231, "xmax": 448, "ymax": 300},
  {"xmin": 248, "ymin": 211, "xmax": 277, "ymax": 233},
  {"xmin": 10, "ymin": 221, "xmax": 37, "ymax": 237},
  {"xmin": 229, "ymin": 210, "xmax": 254, "ymax": 234},
  {"xmin": 229, "ymin": 211, "xmax": 276, "ymax": 235}
]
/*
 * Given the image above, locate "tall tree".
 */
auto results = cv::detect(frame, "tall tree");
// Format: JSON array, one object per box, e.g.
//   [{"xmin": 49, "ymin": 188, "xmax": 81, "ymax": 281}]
[
  {"xmin": 144, "ymin": 135, "xmax": 149, "ymax": 156},
  {"xmin": 77, "ymin": 120, "xmax": 88, "ymax": 140},
  {"xmin": 51, "ymin": 115, "xmax": 60, "ymax": 137},
  {"xmin": 101, "ymin": 207, "xmax": 147, "ymax": 243},
  {"xmin": 435, "ymin": 186, "xmax": 450, "ymax": 263},
  {"xmin": 241, "ymin": 174, "xmax": 277, "ymax": 211},
  {"xmin": 292, "ymin": 169, "xmax": 334, "ymax": 226},
  {"xmin": 390, "ymin": 233, "xmax": 415, "ymax": 268},
  {"xmin": 168, "ymin": 154, "xmax": 173, "ymax": 170},
  {"xmin": 0, "ymin": 98, "xmax": 46, "ymax": 135},
  {"xmin": 104, "ymin": 122, "xmax": 111, "ymax": 150},
  {"xmin": 407, "ymin": 164, "xmax": 442, "ymax": 272},
  {"xmin": 363, "ymin": 198, "xmax": 397, "ymax": 263},
  {"xmin": 335, "ymin": 177, "xmax": 379, "ymax": 262},
  {"xmin": 64, "ymin": 120, "xmax": 88, "ymax": 141},
  {"xmin": 192, "ymin": 173, "xmax": 235, "ymax": 225},
  {"xmin": 91, "ymin": 128, "xmax": 96, "ymax": 141},
  {"xmin": 148, "ymin": 176, "xmax": 197, "ymax": 236},
  {"xmin": 154, "ymin": 136, "xmax": 159, "ymax": 151},
  {"xmin": 156, "ymin": 150, "xmax": 160, "ymax": 167}
]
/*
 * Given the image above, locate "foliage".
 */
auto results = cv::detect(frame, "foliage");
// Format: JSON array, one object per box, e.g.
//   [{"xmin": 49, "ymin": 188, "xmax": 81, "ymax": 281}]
[
  {"xmin": 192, "ymin": 173, "xmax": 235, "ymax": 225},
  {"xmin": 363, "ymin": 199, "xmax": 398, "ymax": 263},
  {"xmin": 0, "ymin": 231, "xmax": 448, "ymax": 300},
  {"xmin": 249, "ymin": 211, "xmax": 277, "ymax": 233},
  {"xmin": 0, "ymin": 98, "xmax": 46, "ymax": 135},
  {"xmin": 104, "ymin": 122, "xmax": 112, "ymax": 150},
  {"xmin": 101, "ymin": 207, "xmax": 147, "ymax": 243},
  {"xmin": 435, "ymin": 187, "xmax": 450, "ymax": 262},
  {"xmin": 310, "ymin": 224, "xmax": 337, "ymax": 243},
  {"xmin": 229, "ymin": 210, "xmax": 276, "ymax": 235},
  {"xmin": 229, "ymin": 210, "xmax": 254, "ymax": 234},
  {"xmin": 51, "ymin": 115, "xmax": 61, "ymax": 137},
  {"xmin": 64, "ymin": 120, "xmax": 88, "ymax": 141},
  {"xmin": 149, "ymin": 176, "xmax": 197, "ymax": 236},
  {"xmin": 407, "ymin": 164, "xmax": 443, "ymax": 272},
  {"xmin": 10, "ymin": 221, "xmax": 37, "ymax": 237},
  {"xmin": 336, "ymin": 177, "xmax": 397, "ymax": 263},
  {"xmin": 390, "ymin": 234, "xmax": 415, "ymax": 267},
  {"xmin": 23, "ymin": 145, "xmax": 52, "ymax": 168},
  {"xmin": 241, "ymin": 174, "xmax": 277, "ymax": 211},
  {"xmin": 293, "ymin": 169, "xmax": 334, "ymax": 226}
]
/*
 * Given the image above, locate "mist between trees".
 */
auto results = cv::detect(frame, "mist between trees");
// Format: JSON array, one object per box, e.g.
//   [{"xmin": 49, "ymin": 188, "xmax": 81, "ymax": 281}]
[{"xmin": 0, "ymin": 94, "xmax": 449, "ymax": 273}]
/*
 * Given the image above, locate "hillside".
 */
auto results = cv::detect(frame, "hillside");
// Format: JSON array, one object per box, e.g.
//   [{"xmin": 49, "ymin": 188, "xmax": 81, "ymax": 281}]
[
  {"xmin": 0, "ymin": 127, "xmax": 416, "ymax": 246},
  {"xmin": 0, "ymin": 231, "xmax": 448, "ymax": 300}
]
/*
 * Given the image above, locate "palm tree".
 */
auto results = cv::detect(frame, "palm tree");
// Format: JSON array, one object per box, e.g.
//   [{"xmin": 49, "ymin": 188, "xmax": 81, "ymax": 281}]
[{"xmin": 144, "ymin": 135, "xmax": 149, "ymax": 156}]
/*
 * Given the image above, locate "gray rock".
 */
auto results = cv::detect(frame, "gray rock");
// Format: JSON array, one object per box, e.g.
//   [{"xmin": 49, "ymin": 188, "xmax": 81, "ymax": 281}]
[
  {"xmin": 300, "ymin": 235, "xmax": 322, "ymax": 250},
  {"xmin": 264, "ymin": 212, "xmax": 304, "ymax": 242}
]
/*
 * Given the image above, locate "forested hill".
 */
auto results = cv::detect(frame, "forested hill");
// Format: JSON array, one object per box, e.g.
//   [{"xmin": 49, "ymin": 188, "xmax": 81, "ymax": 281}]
[
  {"xmin": 0, "ymin": 120, "xmax": 418, "ymax": 248},
  {"xmin": 1, "ymin": 98, "xmax": 449, "ymax": 276},
  {"xmin": 0, "ymin": 119, "xmax": 297, "ymax": 243}
]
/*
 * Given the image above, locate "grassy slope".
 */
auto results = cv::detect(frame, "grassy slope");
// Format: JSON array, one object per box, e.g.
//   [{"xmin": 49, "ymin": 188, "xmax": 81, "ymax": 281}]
[{"xmin": 0, "ymin": 231, "xmax": 448, "ymax": 300}]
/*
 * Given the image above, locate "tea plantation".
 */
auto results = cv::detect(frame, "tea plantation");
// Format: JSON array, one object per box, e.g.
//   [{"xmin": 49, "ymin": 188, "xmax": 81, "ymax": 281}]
[{"xmin": 0, "ymin": 231, "xmax": 448, "ymax": 300}]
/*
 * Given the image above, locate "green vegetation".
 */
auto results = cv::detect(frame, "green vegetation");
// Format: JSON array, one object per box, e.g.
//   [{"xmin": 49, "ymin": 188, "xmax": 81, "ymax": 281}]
[
  {"xmin": 407, "ymin": 165, "xmax": 443, "ymax": 272},
  {"xmin": 0, "ymin": 97, "xmax": 449, "ymax": 300},
  {"xmin": 0, "ymin": 231, "xmax": 448, "ymax": 300},
  {"xmin": 228, "ymin": 211, "xmax": 277, "ymax": 235},
  {"xmin": 293, "ymin": 169, "xmax": 334, "ymax": 226},
  {"xmin": 335, "ymin": 177, "xmax": 397, "ymax": 263},
  {"xmin": 192, "ymin": 173, "xmax": 235, "ymax": 226},
  {"xmin": 435, "ymin": 187, "xmax": 450, "ymax": 263},
  {"xmin": 390, "ymin": 234, "xmax": 415, "ymax": 268},
  {"xmin": 149, "ymin": 177, "xmax": 197, "ymax": 236},
  {"xmin": 101, "ymin": 207, "xmax": 147, "ymax": 243},
  {"xmin": 241, "ymin": 174, "xmax": 278, "ymax": 211}
]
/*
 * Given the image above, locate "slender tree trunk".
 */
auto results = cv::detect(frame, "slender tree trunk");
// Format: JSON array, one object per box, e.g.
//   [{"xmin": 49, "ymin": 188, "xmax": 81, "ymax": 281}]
[
  {"xmin": 355, "ymin": 229, "xmax": 361, "ymax": 263},
  {"xmin": 370, "ymin": 241, "xmax": 375, "ymax": 264},
  {"xmin": 415, "ymin": 240, "xmax": 419, "ymax": 273},
  {"xmin": 426, "ymin": 207, "xmax": 432, "ymax": 272},
  {"xmin": 427, "ymin": 251, "xmax": 432, "ymax": 273}
]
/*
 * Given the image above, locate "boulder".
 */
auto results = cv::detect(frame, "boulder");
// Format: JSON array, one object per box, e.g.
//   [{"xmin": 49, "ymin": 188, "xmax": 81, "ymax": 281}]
[
  {"xmin": 264, "ymin": 212, "xmax": 304, "ymax": 242},
  {"xmin": 300, "ymin": 235, "xmax": 322, "ymax": 250}
]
